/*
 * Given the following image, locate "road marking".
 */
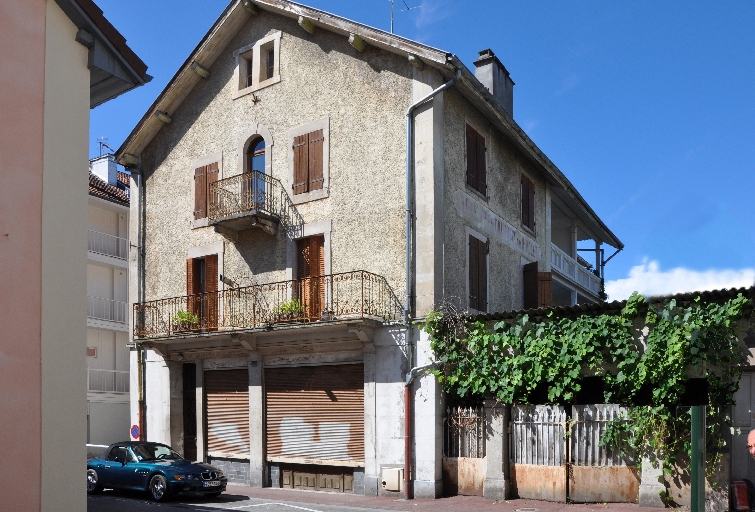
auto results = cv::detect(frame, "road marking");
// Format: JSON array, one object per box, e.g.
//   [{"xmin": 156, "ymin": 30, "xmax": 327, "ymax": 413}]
[{"xmin": 225, "ymin": 503, "xmax": 322, "ymax": 511}]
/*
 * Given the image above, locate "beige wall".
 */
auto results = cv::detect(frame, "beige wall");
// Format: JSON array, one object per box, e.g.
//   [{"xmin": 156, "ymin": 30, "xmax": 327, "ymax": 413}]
[
  {"xmin": 140, "ymin": 11, "xmax": 412, "ymax": 303},
  {"xmin": 40, "ymin": 1, "xmax": 90, "ymax": 510}
]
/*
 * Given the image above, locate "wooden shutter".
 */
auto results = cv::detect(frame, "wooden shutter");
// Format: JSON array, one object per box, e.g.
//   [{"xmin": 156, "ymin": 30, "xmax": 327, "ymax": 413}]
[
  {"xmin": 204, "ymin": 369, "xmax": 250, "ymax": 459},
  {"xmin": 205, "ymin": 254, "xmax": 218, "ymax": 331},
  {"xmin": 468, "ymin": 235, "xmax": 479, "ymax": 310},
  {"xmin": 206, "ymin": 162, "xmax": 219, "ymax": 218},
  {"xmin": 265, "ymin": 364, "xmax": 365, "ymax": 464},
  {"xmin": 538, "ymin": 271, "xmax": 552, "ymax": 308},
  {"xmin": 187, "ymin": 258, "xmax": 202, "ymax": 317},
  {"xmin": 466, "ymin": 125, "xmax": 478, "ymax": 192},
  {"xmin": 308, "ymin": 129, "xmax": 324, "ymax": 191},
  {"xmin": 296, "ymin": 236, "xmax": 324, "ymax": 319},
  {"xmin": 292, "ymin": 135, "xmax": 308, "ymax": 195},
  {"xmin": 194, "ymin": 166, "xmax": 207, "ymax": 219},
  {"xmin": 475, "ymin": 131, "xmax": 486, "ymax": 195},
  {"xmin": 522, "ymin": 175, "xmax": 535, "ymax": 231},
  {"xmin": 523, "ymin": 261, "xmax": 538, "ymax": 309}
]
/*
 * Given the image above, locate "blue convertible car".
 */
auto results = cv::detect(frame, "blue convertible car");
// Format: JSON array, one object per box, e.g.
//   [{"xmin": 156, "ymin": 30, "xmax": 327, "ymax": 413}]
[{"xmin": 87, "ymin": 442, "xmax": 227, "ymax": 501}]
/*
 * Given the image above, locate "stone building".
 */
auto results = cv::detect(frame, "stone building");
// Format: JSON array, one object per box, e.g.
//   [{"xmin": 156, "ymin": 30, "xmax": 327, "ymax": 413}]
[{"xmin": 116, "ymin": 0, "xmax": 621, "ymax": 498}]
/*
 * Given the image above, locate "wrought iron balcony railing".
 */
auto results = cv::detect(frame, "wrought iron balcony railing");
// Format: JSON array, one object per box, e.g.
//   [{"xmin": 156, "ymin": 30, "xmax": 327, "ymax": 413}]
[
  {"xmin": 208, "ymin": 170, "xmax": 303, "ymax": 237},
  {"xmin": 133, "ymin": 270, "xmax": 404, "ymax": 340}
]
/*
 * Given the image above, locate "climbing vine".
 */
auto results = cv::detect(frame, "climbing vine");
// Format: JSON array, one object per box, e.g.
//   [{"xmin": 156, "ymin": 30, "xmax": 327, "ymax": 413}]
[{"xmin": 419, "ymin": 292, "xmax": 752, "ymax": 477}]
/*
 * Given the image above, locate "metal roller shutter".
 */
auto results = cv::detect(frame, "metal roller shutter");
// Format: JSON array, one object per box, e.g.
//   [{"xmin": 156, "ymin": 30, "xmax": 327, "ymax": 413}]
[
  {"xmin": 266, "ymin": 364, "xmax": 364, "ymax": 465},
  {"xmin": 204, "ymin": 369, "xmax": 250, "ymax": 459}
]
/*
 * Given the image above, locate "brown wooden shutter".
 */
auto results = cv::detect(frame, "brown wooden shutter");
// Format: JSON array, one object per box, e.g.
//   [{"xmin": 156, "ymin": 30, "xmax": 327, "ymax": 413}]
[
  {"xmin": 206, "ymin": 162, "xmax": 219, "ymax": 219},
  {"xmin": 194, "ymin": 166, "xmax": 207, "ymax": 219},
  {"xmin": 265, "ymin": 364, "xmax": 365, "ymax": 465},
  {"xmin": 292, "ymin": 135, "xmax": 308, "ymax": 195},
  {"xmin": 475, "ymin": 131, "xmax": 486, "ymax": 195},
  {"xmin": 538, "ymin": 271, "xmax": 552, "ymax": 308},
  {"xmin": 308, "ymin": 129, "xmax": 324, "ymax": 191},
  {"xmin": 468, "ymin": 235, "xmax": 479, "ymax": 310},
  {"xmin": 466, "ymin": 125, "xmax": 478, "ymax": 191},
  {"xmin": 205, "ymin": 254, "xmax": 218, "ymax": 331},
  {"xmin": 478, "ymin": 239, "xmax": 488, "ymax": 311},
  {"xmin": 204, "ymin": 369, "xmax": 250, "ymax": 459},
  {"xmin": 187, "ymin": 258, "xmax": 202, "ymax": 317},
  {"xmin": 523, "ymin": 261, "xmax": 538, "ymax": 309}
]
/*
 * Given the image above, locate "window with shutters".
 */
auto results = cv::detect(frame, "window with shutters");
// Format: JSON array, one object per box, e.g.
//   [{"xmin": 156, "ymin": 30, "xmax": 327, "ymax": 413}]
[
  {"xmin": 295, "ymin": 235, "xmax": 325, "ymax": 320},
  {"xmin": 193, "ymin": 161, "xmax": 219, "ymax": 223},
  {"xmin": 521, "ymin": 174, "xmax": 536, "ymax": 233},
  {"xmin": 232, "ymin": 32, "xmax": 281, "ymax": 99},
  {"xmin": 522, "ymin": 261, "xmax": 552, "ymax": 309},
  {"xmin": 468, "ymin": 233, "xmax": 488, "ymax": 312},
  {"xmin": 288, "ymin": 118, "xmax": 329, "ymax": 204},
  {"xmin": 466, "ymin": 124, "xmax": 487, "ymax": 197},
  {"xmin": 186, "ymin": 254, "xmax": 219, "ymax": 331}
]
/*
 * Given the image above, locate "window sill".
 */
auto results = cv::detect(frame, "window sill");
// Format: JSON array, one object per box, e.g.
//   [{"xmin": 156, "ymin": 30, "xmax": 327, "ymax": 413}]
[
  {"xmin": 291, "ymin": 188, "xmax": 328, "ymax": 205},
  {"xmin": 191, "ymin": 218, "xmax": 209, "ymax": 229},
  {"xmin": 465, "ymin": 183, "xmax": 488, "ymax": 202},
  {"xmin": 232, "ymin": 75, "xmax": 281, "ymax": 100}
]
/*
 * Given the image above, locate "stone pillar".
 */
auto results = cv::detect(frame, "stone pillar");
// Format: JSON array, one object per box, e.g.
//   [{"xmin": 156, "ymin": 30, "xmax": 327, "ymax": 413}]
[
  {"xmin": 483, "ymin": 400, "xmax": 509, "ymax": 500},
  {"xmin": 195, "ymin": 361, "xmax": 205, "ymax": 462},
  {"xmin": 248, "ymin": 353, "xmax": 264, "ymax": 487},
  {"xmin": 363, "ymin": 340, "xmax": 378, "ymax": 496},
  {"xmin": 413, "ymin": 329, "xmax": 443, "ymax": 498},
  {"xmin": 639, "ymin": 455, "xmax": 666, "ymax": 508}
]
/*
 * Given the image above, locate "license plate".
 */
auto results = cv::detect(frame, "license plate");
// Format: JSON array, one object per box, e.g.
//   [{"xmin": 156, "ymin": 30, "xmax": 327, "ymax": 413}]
[{"xmin": 202, "ymin": 481, "xmax": 221, "ymax": 487}]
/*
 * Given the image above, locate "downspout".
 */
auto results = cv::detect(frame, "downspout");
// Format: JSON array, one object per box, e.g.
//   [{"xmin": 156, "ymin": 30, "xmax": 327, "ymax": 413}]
[
  {"xmin": 131, "ymin": 168, "xmax": 147, "ymax": 440},
  {"xmin": 404, "ymin": 67, "xmax": 461, "ymax": 500}
]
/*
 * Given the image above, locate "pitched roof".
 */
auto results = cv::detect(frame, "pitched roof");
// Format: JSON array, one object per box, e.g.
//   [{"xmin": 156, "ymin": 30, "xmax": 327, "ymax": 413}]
[
  {"xmin": 470, "ymin": 286, "xmax": 755, "ymax": 323},
  {"xmin": 89, "ymin": 171, "xmax": 130, "ymax": 206},
  {"xmin": 115, "ymin": 0, "xmax": 622, "ymax": 249}
]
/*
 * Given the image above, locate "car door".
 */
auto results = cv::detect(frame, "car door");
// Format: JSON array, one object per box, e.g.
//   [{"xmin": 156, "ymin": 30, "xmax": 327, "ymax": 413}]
[{"xmin": 102, "ymin": 446, "xmax": 132, "ymax": 488}]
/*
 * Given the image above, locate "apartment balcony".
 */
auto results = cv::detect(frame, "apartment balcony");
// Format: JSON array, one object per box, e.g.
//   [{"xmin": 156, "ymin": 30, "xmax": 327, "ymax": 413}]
[
  {"xmin": 87, "ymin": 369, "xmax": 129, "ymax": 393},
  {"xmin": 88, "ymin": 295, "xmax": 128, "ymax": 324},
  {"xmin": 133, "ymin": 270, "xmax": 403, "ymax": 340},
  {"xmin": 208, "ymin": 170, "xmax": 303, "ymax": 238},
  {"xmin": 88, "ymin": 230, "xmax": 128, "ymax": 260},
  {"xmin": 550, "ymin": 245, "xmax": 601, "ymax": 297}
]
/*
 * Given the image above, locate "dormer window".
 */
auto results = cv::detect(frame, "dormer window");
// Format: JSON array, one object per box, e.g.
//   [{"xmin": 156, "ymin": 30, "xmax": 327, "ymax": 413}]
[{"xmin": 233, "ymin": 31, "xmax": 282, "ymax": 99}]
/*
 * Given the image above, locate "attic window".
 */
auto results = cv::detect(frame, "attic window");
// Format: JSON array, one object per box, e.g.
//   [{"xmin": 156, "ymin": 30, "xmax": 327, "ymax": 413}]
[{"xmin": 233, "ymin": 31, "xmax": 281, "ymax": 99}]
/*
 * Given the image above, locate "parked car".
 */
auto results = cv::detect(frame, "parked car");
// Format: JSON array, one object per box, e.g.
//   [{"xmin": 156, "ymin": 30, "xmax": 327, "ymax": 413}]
[{"xmin": 87, "ymin": 442, "xmax": 227, "ymax": 501}]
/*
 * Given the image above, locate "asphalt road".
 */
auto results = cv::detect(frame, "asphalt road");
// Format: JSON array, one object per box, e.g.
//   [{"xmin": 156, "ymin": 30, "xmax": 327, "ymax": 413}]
[{"xmin": 87, "ymin": 490, "xmax": 390, "ymax": 512}]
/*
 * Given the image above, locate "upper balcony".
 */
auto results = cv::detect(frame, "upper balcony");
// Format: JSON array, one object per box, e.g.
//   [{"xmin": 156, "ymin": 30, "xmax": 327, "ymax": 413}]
[
  {"xmin": 208, "ymin": 170, "xmax": 303, "ymax": 239},
  {"xmin": 133, "ymin": 270, "xmax": 403, "ymax": 341},
  {"xmin": 550, "ymin": 244, "xmax": 601, "ymax": 297},
  {"xmin": 88, "ymin": 229, "xmax": 128, "ymax": 266}
]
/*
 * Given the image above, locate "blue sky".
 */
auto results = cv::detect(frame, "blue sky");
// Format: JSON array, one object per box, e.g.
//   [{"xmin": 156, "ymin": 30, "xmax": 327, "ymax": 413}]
[{"xmin": 90, "ymin": 0, "xmax": 755, "ymax": 299}]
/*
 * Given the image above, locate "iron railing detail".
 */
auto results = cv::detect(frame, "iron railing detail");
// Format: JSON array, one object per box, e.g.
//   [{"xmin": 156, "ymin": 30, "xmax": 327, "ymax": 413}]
[
  {"xmin": 88, "ymin": 230, "xmax": 128, "ymax": 260},
  {"xmin": 208, "ymin": 170, "xmax": 304, "ymax": 237},
  {"xmin": 443, "ymin": 407, "xmax": 486, "ymax": 458},
  {"xmin": 133, "ymin": 270, "xmax": 403, "ymax": 340},
  {"xmin": 88, "ymin": 296, "xmax": 128, "ymax": 324},
  {"xmin": 87, "ymin": 369, "xmax": 130, "ymax": 393}
]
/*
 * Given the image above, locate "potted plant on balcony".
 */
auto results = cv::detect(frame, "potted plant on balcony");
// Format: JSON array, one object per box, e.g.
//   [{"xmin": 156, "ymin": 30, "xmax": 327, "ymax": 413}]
[
  {"xmin": 172, "ymin": 309, "xmax": 199, "ymax": 333},
  {"xmin": 272, "ymin": 299, "xmax": 304, "ymax": 323}
]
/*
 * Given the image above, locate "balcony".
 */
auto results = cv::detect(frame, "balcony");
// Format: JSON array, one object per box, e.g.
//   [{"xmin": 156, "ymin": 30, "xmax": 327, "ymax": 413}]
[
  {"xmin": 88, "ymin": 295, "xmax": 128, "ymax": 324},
  {"xmin": 88, "ymin": 230, "xmax": 128, "ymax": 260},
  {"xmin": 133, "ymin": 270, "xmax": 403, "ymax": 340},
  {"xmin": 550, "ymin": 245, "xmax": 601, "ymax": 296},
  {"xmin": 88, "ymin": 369, "xmax": 129, "ymax": 393},
  {"xmin": 208, "ymin": 170, "xmax": 303, "ymax": 238}
]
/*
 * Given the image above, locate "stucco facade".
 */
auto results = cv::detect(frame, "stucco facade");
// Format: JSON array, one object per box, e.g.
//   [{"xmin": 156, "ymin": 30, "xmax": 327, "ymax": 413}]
[{"xmin": 119, "ymin": 0, "xmax": 620, "ymax": 501}]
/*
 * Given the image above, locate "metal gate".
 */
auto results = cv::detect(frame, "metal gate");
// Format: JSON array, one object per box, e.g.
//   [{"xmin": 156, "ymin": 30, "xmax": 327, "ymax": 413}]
[
  {"xmin": 510, "ymin": 404, "xmax": 638, "ymax": 503},
  {"xmin": 204, "ymin": 369, "xmax": 250, "ymax": 459},
  {"xmin": 442, "ymin": 407, "xmax": 486, "ymax": 496}
]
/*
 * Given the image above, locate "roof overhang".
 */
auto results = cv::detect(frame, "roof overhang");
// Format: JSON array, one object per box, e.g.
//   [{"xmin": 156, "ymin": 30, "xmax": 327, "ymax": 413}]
[{"xmin": 55, "ymin": 0, "xmax": 151, "ymax": 107}]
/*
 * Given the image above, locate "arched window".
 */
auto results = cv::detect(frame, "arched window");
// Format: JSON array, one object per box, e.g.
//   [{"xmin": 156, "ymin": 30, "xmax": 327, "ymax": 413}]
[{"xmin": 247, "ymin": 137, "xmax": 265, "ymax": 174}]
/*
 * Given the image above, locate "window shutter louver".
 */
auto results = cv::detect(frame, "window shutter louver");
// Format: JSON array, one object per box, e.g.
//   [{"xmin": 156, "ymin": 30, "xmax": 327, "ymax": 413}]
[
  {"xmin": 205, "ymin": 254, "xmax": 219, "ymax": 331},
  {"xmin": 476, "ymin": 132, "xmax": 487, "ymax": 195},
  {"xmin": 308, "ymin": 129, "xmax": 324, "ymax": 191},
  {"xmin": 187, "ymin": 258, "xmax": 201, "ymax": 317},
  {"xmin": 309, "ymin": 236, "xmax": 325, "ymax": 319},
  {"xmin": 292, "ymin": 135, "xmax": 308, "ymax": 195},
  {"xmin": 468, "ymin": 235, "xmax": 479, "ymax": 310},
  {"xmin": 194, "ymin": 166, "xmax": 207, "ymax": 219},
  {"xmin": 537, "ymin": 271, "xmax": 552, "ymax": 308},
  {"xmin": 523, "ymin": 261, "xmax": 539, "ymax": 309},
  {"xmin": 206, "ymin": 162, "xmax": 219, "ymax": 218},
  {"xmin": 466, "ymin": 125, "xmax": 478, "ymax": 191}
]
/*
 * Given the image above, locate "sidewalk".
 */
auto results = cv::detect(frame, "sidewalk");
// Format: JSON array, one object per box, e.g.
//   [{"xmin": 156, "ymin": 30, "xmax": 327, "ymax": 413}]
[{"xmin": 225, "ymin": 485, "xmax": 667, "ymax": 512}]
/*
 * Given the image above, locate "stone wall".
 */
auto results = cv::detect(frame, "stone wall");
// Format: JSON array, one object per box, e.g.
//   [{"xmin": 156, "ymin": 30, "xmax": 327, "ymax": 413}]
[{"xmin": 210, "ymin": 457, "xmax": 251, "ymax": 486}]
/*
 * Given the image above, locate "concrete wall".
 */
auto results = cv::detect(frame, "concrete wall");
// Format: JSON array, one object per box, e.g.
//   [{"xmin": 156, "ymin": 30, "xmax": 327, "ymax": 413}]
[
  {"xmin": 88, "ymin": 401, "xmax": 130, "ymax": 445},
  {"xmin": 139, "ymin": 10, "xmax": 413, "ymax": 302}
]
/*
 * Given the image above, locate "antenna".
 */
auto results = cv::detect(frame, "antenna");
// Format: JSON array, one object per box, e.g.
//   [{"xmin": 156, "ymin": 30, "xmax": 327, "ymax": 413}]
[
  {"xmin": 97, "ymin": 137, "xmax": 114, "ymax": 156},
  {"xmin": 389, "ymin": 0, "xmax": 420, "ymax": 34}
]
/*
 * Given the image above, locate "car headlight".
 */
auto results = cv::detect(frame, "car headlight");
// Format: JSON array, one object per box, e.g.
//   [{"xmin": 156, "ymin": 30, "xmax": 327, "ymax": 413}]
[{"xmin": 217, "ymin": 470, "xmax": 225, "ymax": 478}]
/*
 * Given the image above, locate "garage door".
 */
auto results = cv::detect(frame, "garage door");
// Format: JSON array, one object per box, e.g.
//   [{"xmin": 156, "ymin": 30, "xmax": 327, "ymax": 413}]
[
  {"xmin": 204, "ymin": 369, "xmax": 250, "ymax": 459},
  {"xmin": 266, "ymin": 363, "xmax": 364, "ymax": 465}
]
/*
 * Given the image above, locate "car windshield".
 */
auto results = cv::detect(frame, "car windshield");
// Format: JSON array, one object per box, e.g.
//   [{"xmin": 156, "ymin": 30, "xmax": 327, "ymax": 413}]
[{"xmin": 131, "ymin": 444, "xmax": 183, "ymax": 461}]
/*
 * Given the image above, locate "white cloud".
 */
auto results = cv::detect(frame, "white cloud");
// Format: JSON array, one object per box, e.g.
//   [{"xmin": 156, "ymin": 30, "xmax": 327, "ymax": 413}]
[{"xmin": 605, "ymin": 259, "xmax": 755, "ymax": 301}]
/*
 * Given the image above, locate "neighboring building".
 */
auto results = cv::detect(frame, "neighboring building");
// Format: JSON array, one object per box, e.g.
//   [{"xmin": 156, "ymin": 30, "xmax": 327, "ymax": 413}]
[
  {"xmin": 0, "ymin": 0, "xmax": 148, "ymax": 510},
  {"xmin": 87, "ymin": 154, "xmax": 131, "ymax": 445},
  {"xmin": 116, "ymin": 0, "xmax": 620, "ymax": 499}
]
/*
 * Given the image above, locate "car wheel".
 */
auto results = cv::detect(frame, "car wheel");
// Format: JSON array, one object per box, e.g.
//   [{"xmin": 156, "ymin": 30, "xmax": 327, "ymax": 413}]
[
  {"xmin": 86, "ymin": 468, "xmax": 103, "ymax": 494},
  {"xmin": 148, "ymin": 474, "xmax": 170, "ymax": 502}
]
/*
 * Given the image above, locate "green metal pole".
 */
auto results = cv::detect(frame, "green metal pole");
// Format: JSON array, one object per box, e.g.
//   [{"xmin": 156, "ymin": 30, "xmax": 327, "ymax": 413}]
[{"xmin": 690, "ymin": 405, "xmax": 705, "ymax": 512}]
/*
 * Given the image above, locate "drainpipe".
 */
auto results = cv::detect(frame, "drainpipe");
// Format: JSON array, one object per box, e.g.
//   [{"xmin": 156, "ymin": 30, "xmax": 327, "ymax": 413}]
[
  {"xmin": 404, "ymin": 362, "xmax": 441, "ymax": 500},
  {"xmin": 131, "ymin": 168, "xmax": 147, "ymax": 440},
  {"xmin": 403, "ymin": 66, "xmax": 460, "ymax": 501}
]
